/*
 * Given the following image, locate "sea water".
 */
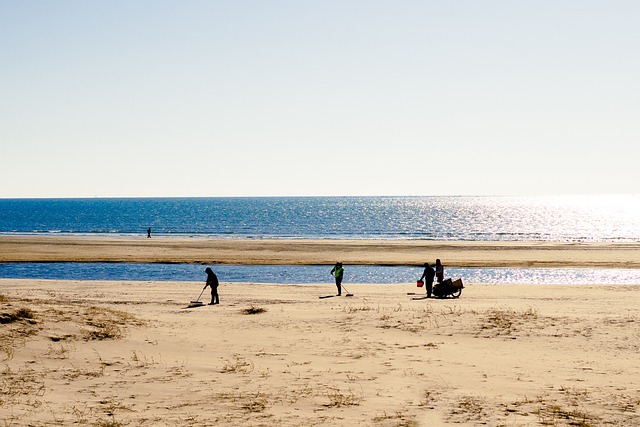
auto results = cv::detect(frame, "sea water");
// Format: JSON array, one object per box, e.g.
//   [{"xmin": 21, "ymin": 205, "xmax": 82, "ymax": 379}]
[
  {"xmin": 2, "ymin": 195, "xmax": 640, "ymax": 283},
  {"xmin": 2, "ymin": 195, "xmax": 640, "ymax": 241}
]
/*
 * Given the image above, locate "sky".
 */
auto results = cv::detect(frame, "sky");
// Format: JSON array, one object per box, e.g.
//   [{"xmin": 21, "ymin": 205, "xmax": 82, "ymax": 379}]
[{"xmin": 1, "ymin": 1, "xmax": 639, "ymax": 198}]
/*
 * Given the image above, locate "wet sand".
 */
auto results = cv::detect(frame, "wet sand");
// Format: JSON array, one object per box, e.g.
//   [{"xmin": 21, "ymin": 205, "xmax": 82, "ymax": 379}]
[{"xmin": 2, "ymin": 235, "xmax": 640, "ymax": 267}]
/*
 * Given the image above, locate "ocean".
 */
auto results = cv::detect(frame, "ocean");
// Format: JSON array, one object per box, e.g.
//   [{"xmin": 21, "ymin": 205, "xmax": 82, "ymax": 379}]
[
  {"xmin": 1, "ymin": 195, "xmax": 640, "ymax": 241},
  {"xmin": 2, "ymin": 195, "xmax": 640, "ymax": 284}
]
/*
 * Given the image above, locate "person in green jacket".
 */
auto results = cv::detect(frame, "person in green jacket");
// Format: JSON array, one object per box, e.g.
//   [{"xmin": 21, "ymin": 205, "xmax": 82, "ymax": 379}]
[{"xmin": 330, "ymin": 262, "xmax": 344, "ymax": 296}]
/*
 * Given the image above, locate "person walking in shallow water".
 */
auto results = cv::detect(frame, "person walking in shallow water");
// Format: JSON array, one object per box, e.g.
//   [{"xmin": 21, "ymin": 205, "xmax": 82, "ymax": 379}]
[
  {"xmin": 330, "ymin": 262, "xmax": 344, "ymax": 296},
  {"xmin": 204, "ymin": 267, "xmax": 219, "ymax": 305},
  {"xmin": 147, "ymin": 228, "xmax": 151, "ymax": 238}
]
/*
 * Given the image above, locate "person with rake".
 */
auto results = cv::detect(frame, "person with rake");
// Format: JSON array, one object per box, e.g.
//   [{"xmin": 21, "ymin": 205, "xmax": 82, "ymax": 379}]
[
  {"xmin": 330, "ymin": 262, "xmax": 344, "ymax": 296},
  {"xmin": 204, "ymin": 267, "xmax": 219, "ymax": 305}
]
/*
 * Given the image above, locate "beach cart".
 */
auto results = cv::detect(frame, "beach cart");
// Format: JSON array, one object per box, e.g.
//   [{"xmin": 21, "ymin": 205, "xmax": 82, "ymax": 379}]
[{"xmin": 432, "ymin": 278, "xmax": 464, "ymax": 298}]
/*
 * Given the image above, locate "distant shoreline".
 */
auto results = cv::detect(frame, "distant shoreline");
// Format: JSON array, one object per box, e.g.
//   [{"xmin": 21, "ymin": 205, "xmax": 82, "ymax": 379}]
[{"xmin": 2, "ymin": 235, "xmax": 640, "ymax": 268}]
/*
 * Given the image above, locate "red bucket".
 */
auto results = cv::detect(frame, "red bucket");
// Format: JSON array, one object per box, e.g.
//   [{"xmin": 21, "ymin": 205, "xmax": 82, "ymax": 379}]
[{"xmin": 416, "ymin": 280, "xmax": 424, "ymax": 287}]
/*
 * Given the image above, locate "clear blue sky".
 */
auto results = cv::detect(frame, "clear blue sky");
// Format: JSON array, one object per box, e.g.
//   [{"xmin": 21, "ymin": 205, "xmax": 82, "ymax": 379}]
[{"xmin": 1, "ymin": 1, "xmax": 639, "ymax": 197}]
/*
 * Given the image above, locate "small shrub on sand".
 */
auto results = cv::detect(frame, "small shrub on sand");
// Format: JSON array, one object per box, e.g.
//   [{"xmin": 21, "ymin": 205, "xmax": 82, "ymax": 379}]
[
  {"xmin": 84, "ymin": 321, "xmax": 123, "ymax": 340},
  {"xmin": 325, "ymin": 387, "xmax": 363, "ymax": 407},
  {"xmin": 536, "ymin": 403, "xmax": 595, "ymax": 426},
  {"xmin": 449, "ymin": 395, "xmax": 487, "ymax": 422},
  {"xmin": 222, "ymin": 356, "xmax": 254, "ymax": 373},
  {"xmin": 0, "ymin": 307, "xmax": 36, "ymax": 324},
  {"xmin": 241, "ymin": 392, "xmax": 269, "ymax": 413},
  {"xmin": 15, "ymin": 308, "xmax": 35, "ymax": 319},
  {"xmin": 241, "ymin": 306, "xmax": 266, "ymax": 315},
  {"xmin": 0, "ymin": 307, "xmax": 39, "ymax": 361}
]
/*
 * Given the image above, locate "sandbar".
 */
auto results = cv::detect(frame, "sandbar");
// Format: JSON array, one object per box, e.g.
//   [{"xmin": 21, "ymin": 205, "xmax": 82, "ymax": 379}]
[{"xmin": 1, "ymin": 235, "xmax": 640, "ymax": 267}]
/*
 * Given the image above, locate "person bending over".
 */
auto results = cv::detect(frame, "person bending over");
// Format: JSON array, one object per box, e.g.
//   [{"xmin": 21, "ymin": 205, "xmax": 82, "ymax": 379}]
[{"xmin": 204, "ymin": 267, "xmax": 219, "ymax": 305}]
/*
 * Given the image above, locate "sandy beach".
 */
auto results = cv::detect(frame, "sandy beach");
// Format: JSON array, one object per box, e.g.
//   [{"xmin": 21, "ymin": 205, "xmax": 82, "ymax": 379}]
[
  {"xmin": 1, "ymin": 279, "xmax": 639, "ymax": 426},
  {"xmin": 1, "ymin": 236, "xmax": 640, "ymax": 425}
]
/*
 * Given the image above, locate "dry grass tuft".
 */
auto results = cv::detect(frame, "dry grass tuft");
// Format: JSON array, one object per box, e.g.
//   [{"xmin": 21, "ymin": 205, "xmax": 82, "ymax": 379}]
[
  {"xmin": 91, "ymin": 395, "xmax": 132, "ymax": 427},
  {"xmin": 84, "ymin": 323, "xmax": 123, "ymax": 340},
  {"xmin": 477, "ymin": 307, "xmax": 538, "ymax": 336},
  {"xmin": 0, "ymin": 306, "xmax": 40, "ymax": 360},
  {"xmin": 241, "ymin": 306, "xmax": 266, "ymax": 315},
  {"xmin": 537, "ymin": 403, "xmax": 595, "ymax": 426},
  {"xmin": 0, "ymin": 307, "xmax": 36, "ymax": 324},
  {"xmin": 346, "ymin": 304, "xmax": 377, "ymax": 313},
  {"xmin": 46, "ymin": 342, "xmax": 73, "ymax": 359},
  {"xmin": 0, "ymin": 366, "xmax": 46, "ymax": 405},
  {"xmin": 372, "ymin": 411, "xmax": 417, "ymax": 426},
  {"xmin": 448, "ymin": 395, "xmax": 487, "ymax": 422},
  {"xmin": 325, "ymin": 387, "xmax": 363, "ymax": 408},
  {"xmin": 241, "ymin": 392, "xmax": 269, "ymax": 413},
  {"xmin": 83, "ymin": 306, "xmax": 141, "ymax": 341},
  {"xmin": 418, "ymin": 388, "xmax": 439, "ymax": 407},
  {"xmin": 501, "ymin": 388, "xmax": 601, "ymax": 427},
  {"xmin": 222, "ymin": 356, "xmax": 254, "ymax": 373}
]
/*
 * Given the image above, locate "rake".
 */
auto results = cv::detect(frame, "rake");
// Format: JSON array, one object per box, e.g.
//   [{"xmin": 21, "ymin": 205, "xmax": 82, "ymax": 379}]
[
  {"xmin": 187, "ymin": 286, "xmax": 206, "ymax": 308},
  {"xmin": 342, "ymin": 285, "xmax": 354, "ymax": 297}
]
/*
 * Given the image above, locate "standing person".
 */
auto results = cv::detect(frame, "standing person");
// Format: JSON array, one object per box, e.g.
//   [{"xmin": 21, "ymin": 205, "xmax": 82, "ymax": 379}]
[
  {"xmin": 147, "ymin": 228, "xmax": 151, "ymax": 238},
  {"xmin": 435, "ymin": 259, "xmax": 444, "ymax": 283},
  {"xmin": 204, "ymin": 267, "xmax": 219, "ymax": 305},
  {"xmin": 330, "ymin": 262, "xmax": 344, "ymax": 296},
  {"xmin": 419, "ymin": 262, "xmax": 436, "ymax": 298}
]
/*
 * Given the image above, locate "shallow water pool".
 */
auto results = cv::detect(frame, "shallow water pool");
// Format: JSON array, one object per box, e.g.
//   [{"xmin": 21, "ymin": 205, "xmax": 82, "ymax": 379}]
[{"xmin": 1, "ymin": 263, "xmax": 640, "ymax": 285}]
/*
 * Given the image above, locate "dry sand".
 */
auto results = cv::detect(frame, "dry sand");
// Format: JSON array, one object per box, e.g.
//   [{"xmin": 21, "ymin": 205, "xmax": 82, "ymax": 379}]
[
  {"xmin": 1, "ymin": 236, "xmax": 639, "ymax": 425},
  {"xmin": 1, "ymin": 279, "xmax": 639, "ymax": 426}
]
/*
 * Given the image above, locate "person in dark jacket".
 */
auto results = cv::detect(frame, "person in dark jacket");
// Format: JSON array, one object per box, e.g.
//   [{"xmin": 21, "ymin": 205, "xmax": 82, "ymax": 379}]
[
  {"xmin": 204, "ymin": 267, "xmax": 219, "ymax": 305},
  {"xmin": 419, "ymin": 262, "xmax": 436, "ymax": 298},
  {"xmin": 435, "ymin": 259, "xmax": 444, "ymax": 283}
]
